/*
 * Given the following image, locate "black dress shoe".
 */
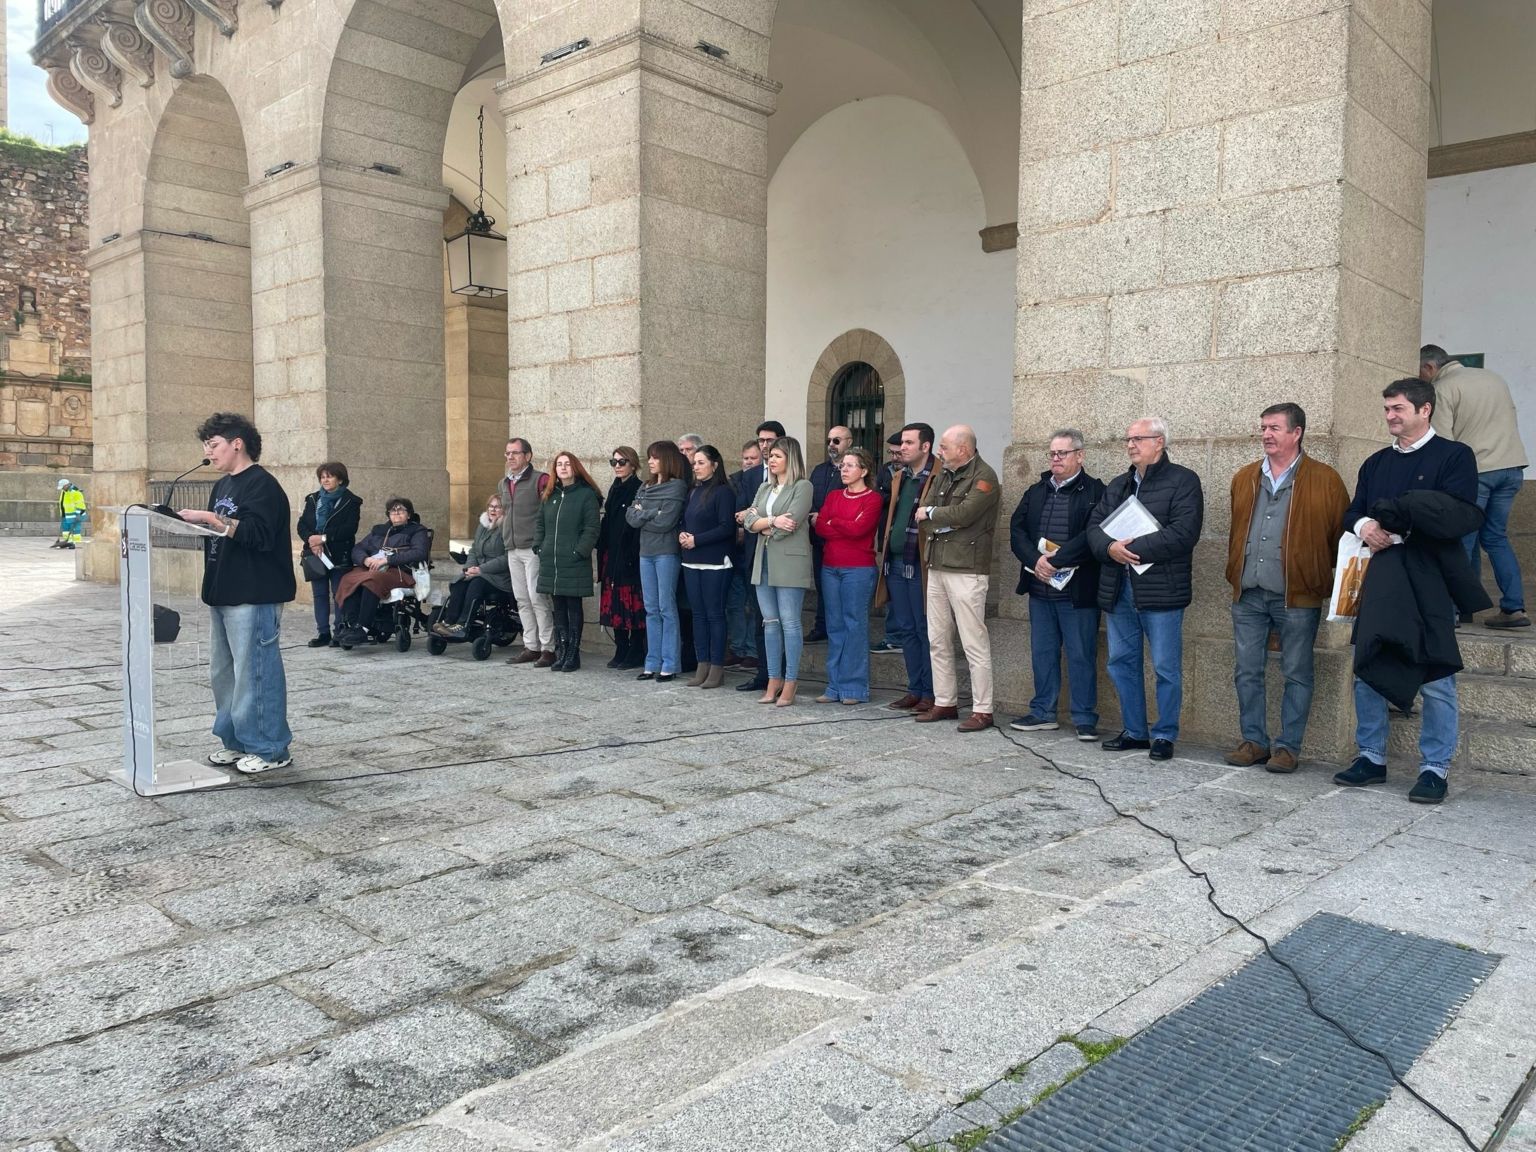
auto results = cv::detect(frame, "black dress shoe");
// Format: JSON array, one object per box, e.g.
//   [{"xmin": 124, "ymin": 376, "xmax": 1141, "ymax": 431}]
[
  {"xmin": 635, "ymin": 671, "xmax": 656, "ymax": 681},
  {"xmin": 1149, "ymin": 739, "xmax": 1174, "ymax": 761},
  {"xmin": 1333, "ymin": 756, "xmax": 1387, "ymax": 787},
  {"xmin": 1407, "ymin": 770, "xmax": 1447, "ymax": 804},
  {"xmin": 737, "ymin": 678, "xmax": 769, "ymax": 693},
  {"xmin": 1101, "ymin": 731, "xmax": 1151, "ymax": 752},
  {"xmin": 308, "ymin": 634, "xmax": 331, "ymax": 648},
  {"xmin": 656, "ymin": 673, "xmax": 677, "ymax": 683}
]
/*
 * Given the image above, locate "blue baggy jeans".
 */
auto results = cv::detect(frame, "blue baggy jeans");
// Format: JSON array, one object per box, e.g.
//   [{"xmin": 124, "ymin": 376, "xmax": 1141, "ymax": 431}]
[{"xmin": 209, "ymin": 602, "xmax": 292, "ymax": 761}]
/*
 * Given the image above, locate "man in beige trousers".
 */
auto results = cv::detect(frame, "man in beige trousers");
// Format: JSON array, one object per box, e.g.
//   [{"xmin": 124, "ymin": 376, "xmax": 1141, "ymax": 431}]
[{"xmin": 915, "ymin": 425, "xmax": 1001, "ymax": 732}]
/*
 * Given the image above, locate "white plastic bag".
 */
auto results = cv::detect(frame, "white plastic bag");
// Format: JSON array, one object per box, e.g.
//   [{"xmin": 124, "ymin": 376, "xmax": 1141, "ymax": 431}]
[{"xmin": 1327, "ymin": 532, "xmax": 1372, "ymax": 622}]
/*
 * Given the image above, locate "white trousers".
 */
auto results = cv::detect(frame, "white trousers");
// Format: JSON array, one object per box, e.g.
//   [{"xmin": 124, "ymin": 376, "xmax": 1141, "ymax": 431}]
[
  {"xmin": 507, "ymin": 547, "xmax": 553, "ymax": 651},
  {"xmin": 926, "ymin": 570, "xmax": 994, "ymax": 712}
]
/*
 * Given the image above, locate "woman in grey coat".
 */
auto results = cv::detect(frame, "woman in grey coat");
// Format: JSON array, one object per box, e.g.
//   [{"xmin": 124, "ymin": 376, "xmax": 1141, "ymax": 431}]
[
  {"xmin": 745, "ymin": 436, "xmax": 815, "ymax": 706},
  {"xmin": 433, "ymin": 495, "xmax": 512, "ymax": 638},
  {"xmin": 626, "ymin": 441, "xmax": 689, "ymax": 681}
]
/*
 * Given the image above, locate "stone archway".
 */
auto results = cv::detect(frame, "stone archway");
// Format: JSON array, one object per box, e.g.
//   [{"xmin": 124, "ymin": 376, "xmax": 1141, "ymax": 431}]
[{"xmin": 805, "ymin": 329, "xmax": 905, "ymax": 457}]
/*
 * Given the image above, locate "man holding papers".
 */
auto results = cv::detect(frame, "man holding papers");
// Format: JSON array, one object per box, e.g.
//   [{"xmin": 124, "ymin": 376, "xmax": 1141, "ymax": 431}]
[
  {"xmin": 1008, "ymin": 429, "xmax": 1106, "ymax": 739},
  {"xmin": 1088, "ymin": 417, "xmax": 1205, "ymax": 761}
]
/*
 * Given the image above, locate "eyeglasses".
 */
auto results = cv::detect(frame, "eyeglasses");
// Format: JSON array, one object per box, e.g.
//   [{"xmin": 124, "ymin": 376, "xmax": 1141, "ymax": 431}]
[
  {"xmin": 1125, "ymin": 435, "xmax": 1162, "ymax": 444},
  {"xmin": 1047, "ymin": 449, "xmax": 1080, "ymax": 458},
  {"xmin": 610, "ymin": 458, "xmax": 628, "ymax": 467},
  {"xmin": 487, "ymin": 505, "xmax": 502, "ymax": 512},
  {"xmin": 827, "ymin": 439, "xmax": 845, "ymax": 445}
]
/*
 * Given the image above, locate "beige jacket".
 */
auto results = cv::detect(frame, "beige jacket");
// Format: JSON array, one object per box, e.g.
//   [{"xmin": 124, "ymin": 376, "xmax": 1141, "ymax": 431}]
[{"xmin": 1434, "ymin": 361, "xmax": 1528, "ymax": 472}]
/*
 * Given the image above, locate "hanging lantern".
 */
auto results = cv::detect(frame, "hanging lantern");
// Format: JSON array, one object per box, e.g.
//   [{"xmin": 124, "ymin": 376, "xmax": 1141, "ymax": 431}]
[{"xmin": 445, "ymin": 106, "xmax": 507, "ymax": 298}]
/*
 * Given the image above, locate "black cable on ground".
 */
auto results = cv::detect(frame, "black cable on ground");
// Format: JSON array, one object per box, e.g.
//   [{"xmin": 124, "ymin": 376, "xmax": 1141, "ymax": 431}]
[
  {"xmin": 992, "ymin": 725, "xmax": 1483, "ymax": 1152},
  {"xmin": 163, "ymin": 711, "xmax": 914, "ymax": 794}
]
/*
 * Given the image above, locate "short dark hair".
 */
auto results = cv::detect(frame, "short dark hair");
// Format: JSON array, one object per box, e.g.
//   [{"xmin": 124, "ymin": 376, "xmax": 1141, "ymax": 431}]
[
  {"xmin": 196, "ymin": 413, "xmax": 261, "ymax": 461},
  {"xmin": 900, "ymin": 422, "xmax": 936, "ymax": 451},
  {"xmin": 741, "ymin": 439, "xmax": 762, "ymax": 454},
  {"xmin": 1260, "ymin": 403, "xmax": 1306, "ymax": 444},
  {"xmin": 1419, "ymin": 344, "xmax": 1451, "ymax": 370},
  {"xmin": 384, "ymin": 495, "xmax": 418, "ymax": 521},
  {"xmin": 507, "ymin": 437, "xmax": 532, "ymax": 455},
  {"xmin": 756, "ymin": 420, "xmax": 787, "ymax": 438},
  {"xmin": 1383, "ymin": 377, "xmax": 1435, "ymax": 416},
  {"xmin": 316, "ymin": 461, "xmax": 349, "ymax": 484}
]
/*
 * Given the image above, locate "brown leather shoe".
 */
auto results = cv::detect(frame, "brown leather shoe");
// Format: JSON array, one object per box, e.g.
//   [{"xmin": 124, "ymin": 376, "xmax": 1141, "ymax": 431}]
[
  {"xmin": 1266, "ymin": 746, "xmax": 1299, "ymax": 774},
  {"xmin": 509, "ymin": 648, "xmax": 542, "ymax": 665},
  {"xmin": 534, "ymin": 650, "xmax": 557, "ymax": 668},
  {"xmin": 888, "ymin": 694, "xmax": 921, "ymax": 711},
  {"xmin": 957, "ymin": 711, "xmax": 994, "ymax": 733},
  {"xmin": 1223, "ymin": 740, "xmax": 1270, "ymax": 767},
  {"xmin": 915, "ymin": 705, "xmax": 959, "ymax": 723}
]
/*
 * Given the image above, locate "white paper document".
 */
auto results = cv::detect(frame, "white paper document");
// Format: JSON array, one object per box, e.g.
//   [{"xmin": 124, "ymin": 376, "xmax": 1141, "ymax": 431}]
[
  {"xmin": 1099, "ymin": 494, "xmax": 1162, "ymax": 575},
  {"xmin": 1036, "ymin": 537, "xmax": 1076, "ymax": 590}
]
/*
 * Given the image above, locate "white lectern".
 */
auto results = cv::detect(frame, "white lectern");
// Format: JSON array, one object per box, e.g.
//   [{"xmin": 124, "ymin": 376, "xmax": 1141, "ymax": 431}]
[{"xmin": 111, "ymin": 506, "xmax": 230, "ymax": 796}]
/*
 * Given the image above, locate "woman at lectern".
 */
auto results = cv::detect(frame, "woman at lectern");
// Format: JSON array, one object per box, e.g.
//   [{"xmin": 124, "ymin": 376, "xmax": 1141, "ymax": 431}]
[
  {"xmin": 333, "ymin": 497, "xmax": 431, "ymax": 646},
  {"xmin": 296, "ymin": 462, "xmax": 362, "ymax": 648}
]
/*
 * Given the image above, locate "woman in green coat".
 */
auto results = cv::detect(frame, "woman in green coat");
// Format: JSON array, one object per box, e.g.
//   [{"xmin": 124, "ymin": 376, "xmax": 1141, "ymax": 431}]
[{"xmin": 535, "ymin": 451, "xmax": 602, "ymax": 672}]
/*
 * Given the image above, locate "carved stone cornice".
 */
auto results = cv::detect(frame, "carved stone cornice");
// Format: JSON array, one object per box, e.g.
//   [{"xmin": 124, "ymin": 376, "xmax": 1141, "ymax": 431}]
[
  {"xmin": 69, "ymin": 42, "xmax": 123, "ymax": 111},
  {"xmin": 184, "ymin": 0, "xmax": 237, "ymax": 37},
  {"xmin": 134, "ymin": 0, "xmax": 194, "ymax": 79},
  {"xmin": 46, "ymin": 66, "xmax": 95, "ymax": 125},
  {"xmin": 99, "ymin": 18, "xmax": 156, "ymax": 88}
]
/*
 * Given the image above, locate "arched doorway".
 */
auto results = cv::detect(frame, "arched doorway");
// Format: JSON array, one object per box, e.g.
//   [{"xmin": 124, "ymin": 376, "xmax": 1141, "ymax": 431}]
[
  {"xmin": 828, "ymin": 361, "xmax": 884, "ymax": 454},
  {"xmin": 804, "ymin": 328, "xmax": 905, "ymax": 457}
]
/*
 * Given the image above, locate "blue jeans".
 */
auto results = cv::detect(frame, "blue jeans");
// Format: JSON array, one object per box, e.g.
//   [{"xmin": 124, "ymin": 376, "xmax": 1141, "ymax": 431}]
[
  {"xmin": 684, "ymin": 566, "xmax": 732, "ymax": 665},
  {"xmin": 1464, "ymin": 466, "xmax": 1526, "ymax": 614},
  {"xmin": 1354, "ymin": 674, "xmax": 1457, "ymax": 777},
  {"xmin": 1231, "ymin": 589, "xmax": 1322, "ymax": 752},
  {"xmin": 823, "ymin": 566, "xmax": 878, "ymax": 701},
  {"xmin": 1028, "ymin": 596, "xmax": 1100, "ymax": 727},
  {"xmin": 885, "ymin": 563, "xmax": 932, "ymax": 698},
  {"xmin": 1105, "ymin": 578, "xmax": 1185, "ymax": 742},
  {"xmin": 209, "ymin": 602, "xmax": 292, "ymax": 761},
  {"xmin": 726, "ymin": 567, "xmax": 758, "ymax": 658},
  {"xmin": 639, "ymin": 553, "xmax": 682, "ymax": 673},
  {"xmin": 311, "ymin": 567, "xmax": 345, "ymax": 635},
  {"xmin": 756, "ymin": 583, "xmax": 806, "ymax": 681}
]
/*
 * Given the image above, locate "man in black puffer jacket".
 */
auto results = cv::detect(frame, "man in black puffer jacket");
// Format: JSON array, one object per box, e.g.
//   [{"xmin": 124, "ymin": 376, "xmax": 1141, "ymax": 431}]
[{"xmin": 1088, "ymin": 417, "xmax": 1204, "ymax": 761}]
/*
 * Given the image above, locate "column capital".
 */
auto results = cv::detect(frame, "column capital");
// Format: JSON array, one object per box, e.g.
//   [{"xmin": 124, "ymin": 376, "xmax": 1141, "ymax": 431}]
[
  {"xmin": 242, "ymin": 160, "xmax": 448, "ymax": 220},
  {"xmin": 498, "ymin": 28, "xmax": 780, "ymax": 119}
]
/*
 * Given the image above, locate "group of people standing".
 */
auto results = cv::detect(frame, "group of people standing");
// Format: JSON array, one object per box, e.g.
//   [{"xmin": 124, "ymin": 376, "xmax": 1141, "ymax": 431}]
[{"xmin": 186, "ymin": 341, "xmax": 1522, "ymax": 799}]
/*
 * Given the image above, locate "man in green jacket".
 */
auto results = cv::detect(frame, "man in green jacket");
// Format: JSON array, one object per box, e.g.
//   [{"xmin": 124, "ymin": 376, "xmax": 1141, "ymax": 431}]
[{"xmin": 915, "ymin": 425, "xmax": 1001, "ymax": 732}]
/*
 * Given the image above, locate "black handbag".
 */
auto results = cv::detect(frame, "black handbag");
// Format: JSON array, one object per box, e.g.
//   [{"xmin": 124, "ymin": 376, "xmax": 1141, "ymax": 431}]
[{"xmin": 299, "ymin": 551, "xmax": 330, "ymax": 582}]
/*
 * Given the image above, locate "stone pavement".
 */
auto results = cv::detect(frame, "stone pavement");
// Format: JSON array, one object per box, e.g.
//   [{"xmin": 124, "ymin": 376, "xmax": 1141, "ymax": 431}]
[{"xmin": 1, "ymin": 537, "xmax": 1534, "ymax": 1152}]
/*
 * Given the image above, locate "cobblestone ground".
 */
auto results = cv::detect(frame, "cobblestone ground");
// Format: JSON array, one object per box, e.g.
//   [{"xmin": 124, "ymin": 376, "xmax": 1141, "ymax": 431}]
[{"xmin": 3, "ymin": 538, "xmax": 1534, "ymax": 1152}]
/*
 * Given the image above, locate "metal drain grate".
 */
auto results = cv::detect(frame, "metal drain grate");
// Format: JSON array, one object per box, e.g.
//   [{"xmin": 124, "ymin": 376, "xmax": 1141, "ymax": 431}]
[{"xmin": 983, "ymin": 913, "xmax": 1498, "ymax": 1152}]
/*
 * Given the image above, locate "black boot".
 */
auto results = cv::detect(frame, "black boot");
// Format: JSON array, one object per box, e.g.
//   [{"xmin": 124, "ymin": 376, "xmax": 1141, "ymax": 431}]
[
  {"xmin": 548, "ymin": 621, "xmax": 568, "ymax": 671},
  {"xmin": 564, "ymin": 609, "xmax": 583, "ymax": 672},
  {"xmin": 607, "ymin": 628, "xmax": 629, "ymax": 669},
  {"xmin": 622, "ymin": 628, "xmax": 648, "ymax": 669}
]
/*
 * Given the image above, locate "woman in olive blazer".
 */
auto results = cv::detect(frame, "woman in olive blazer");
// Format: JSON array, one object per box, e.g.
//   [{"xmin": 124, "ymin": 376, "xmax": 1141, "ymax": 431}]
[{"xmin": 745, "ymin": 436, "xmax": 814, "ymax": 707}]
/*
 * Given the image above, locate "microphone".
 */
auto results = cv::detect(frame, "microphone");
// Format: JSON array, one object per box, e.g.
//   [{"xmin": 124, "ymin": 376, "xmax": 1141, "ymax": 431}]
[{"xmin": 151, "ymin": 459, "xmax": 211, "ymax": 520}]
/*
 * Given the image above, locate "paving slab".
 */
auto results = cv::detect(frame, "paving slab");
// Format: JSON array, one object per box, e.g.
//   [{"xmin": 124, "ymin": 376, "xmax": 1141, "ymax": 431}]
[
  {"xmin": 603, "ymin": 1046, "xmax": 945, "ymax": 1152},
  {"xmin": 588, "ymin": 827, "xmax": 829, "ymax": 914},
  {"xmin": 0, "ymin": 901, "xmax": 183, "ymax": 988},
  {"xmin": 0, "ymin": 984, "xmax": 338, "ymax": 1143},
  {"xmin": 980, "ymin": 820, "xmax": 1176, "ymax": 899},
  {"xmin": 569, "ymin": 790, "xmax": 815, "ymax": 861},
  {"xmin": 915, "ymin": 783, "xmax": 1116, "ymax": 856},
  {"xmin": 458, "ymin": 982, "xmax": 859, "ymax": 1148},
  {"xmin": 66, "ymin": 1004, "xmax": 554, "ymax": 1152},
  {"xmin": 475, "ymin": 908, "xmax": 800, "ymax": 1050}
]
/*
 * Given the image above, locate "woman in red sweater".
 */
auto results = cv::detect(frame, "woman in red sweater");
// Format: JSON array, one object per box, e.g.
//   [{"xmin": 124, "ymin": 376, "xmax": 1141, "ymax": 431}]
[{"xmin": 813, "ymin": 447, "xmax": 882, "ymax": 703}]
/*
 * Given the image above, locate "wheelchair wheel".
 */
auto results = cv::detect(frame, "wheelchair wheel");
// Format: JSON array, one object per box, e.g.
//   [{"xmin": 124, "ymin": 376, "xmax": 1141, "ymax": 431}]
[
  {"xmin": 428, "ymin": 635, "xmax": 447, "ymax": 656},
  {"xmin": 472, "ymin": 633, "xmax": 493, "ymax": 661},
  {"xmin": 396, "ymin": 625, "xmax": 412, "ymax": 653}
]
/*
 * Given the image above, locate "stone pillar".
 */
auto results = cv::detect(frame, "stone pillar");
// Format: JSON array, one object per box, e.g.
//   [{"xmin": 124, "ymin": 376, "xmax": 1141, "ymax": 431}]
[
  {"xmin": 1008, "ymin": 0, "xmax": 1432, "ymax": 758},
  {"xmin": 245, "ymin": 162, "xmax": 451, "ymax": 534},
  {"xmin": 445, "ymin": 294, "xmax": 509, "ymax": 539},
  {"xmin": 497, "ymin": 28, "xmax": 778, "ymax": 470}
]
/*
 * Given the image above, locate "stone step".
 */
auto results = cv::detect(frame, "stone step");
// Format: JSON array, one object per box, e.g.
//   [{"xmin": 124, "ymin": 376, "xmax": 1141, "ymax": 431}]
[
  {"xmin": 1387, "ymin": 706, "xmax": 1536, "ymax": 781},
  {"xmin": 1457, "ymin": 626, "xmax": 1536, "ymax": 677}
]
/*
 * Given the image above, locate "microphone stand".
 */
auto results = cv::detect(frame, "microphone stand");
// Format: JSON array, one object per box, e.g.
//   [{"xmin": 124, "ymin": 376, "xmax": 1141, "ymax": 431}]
[{"xmin": 151, "ymin": 459, "xmax": 211, "ymax": 520}]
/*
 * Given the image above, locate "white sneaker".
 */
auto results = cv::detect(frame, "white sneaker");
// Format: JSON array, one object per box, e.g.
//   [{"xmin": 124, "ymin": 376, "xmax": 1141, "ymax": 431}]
[
  {"xmin": 207, "ymin": 748, "xmax": 244, "ymax": 766},
  {"xmin": 234, "ymin": 753, "xmax": 292, "ymax": 775}
]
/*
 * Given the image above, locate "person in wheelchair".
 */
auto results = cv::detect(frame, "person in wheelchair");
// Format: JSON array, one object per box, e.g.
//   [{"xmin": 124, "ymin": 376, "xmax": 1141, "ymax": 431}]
[
  {"xmin": 334, "ymin": 496, "xmax": 431, "ymax": 647},
  {"xmin": 433, "ymin": 494, "xmax": 513, "ymax": 640}
]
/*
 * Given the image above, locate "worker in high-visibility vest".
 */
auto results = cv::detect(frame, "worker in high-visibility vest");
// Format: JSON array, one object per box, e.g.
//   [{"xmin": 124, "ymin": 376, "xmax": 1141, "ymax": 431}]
[{"xmin": 54, "ymin": 479, "xmax": 87, "ymax": 549}]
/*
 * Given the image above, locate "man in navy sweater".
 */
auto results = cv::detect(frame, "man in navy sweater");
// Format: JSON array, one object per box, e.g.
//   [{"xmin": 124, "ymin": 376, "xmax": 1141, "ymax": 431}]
[{"xmin": 1335, "ymin": 378, "xmax": 1478, "ymax": 804}]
